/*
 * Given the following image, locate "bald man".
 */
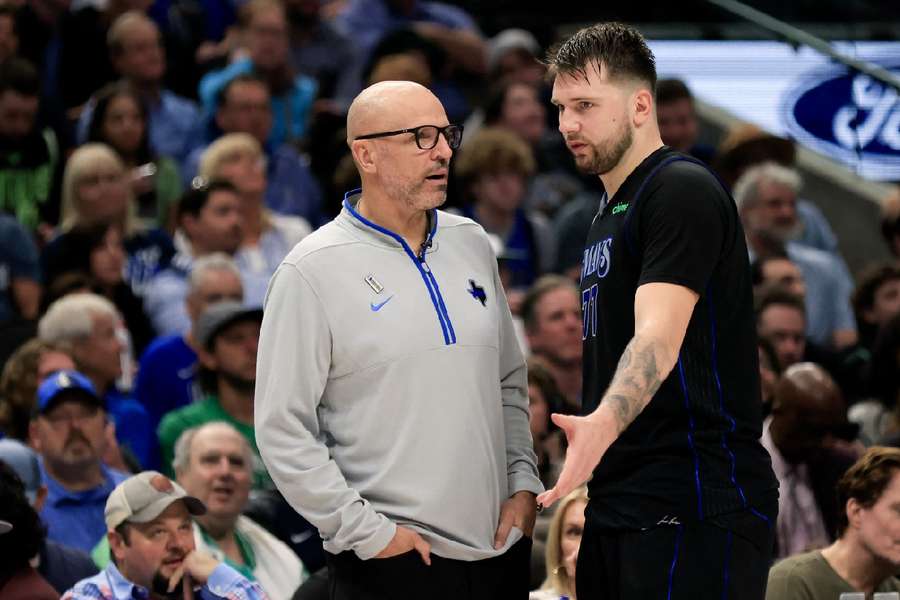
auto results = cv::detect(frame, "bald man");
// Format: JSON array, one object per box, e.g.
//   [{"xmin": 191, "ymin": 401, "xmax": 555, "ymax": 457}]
[
  {"xmin": 761, "ymin": 362, "xmax": 860, "ymax": 558},
  {"xmin": 255, "ymin": 81, "xmax": 542, "ymax": 599}
]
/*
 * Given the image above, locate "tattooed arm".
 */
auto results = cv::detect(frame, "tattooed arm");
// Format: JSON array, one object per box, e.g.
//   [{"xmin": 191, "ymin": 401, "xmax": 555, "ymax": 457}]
[{"xmin": 536, "ymin": 282, "xmax": 699, "ymax": 507}]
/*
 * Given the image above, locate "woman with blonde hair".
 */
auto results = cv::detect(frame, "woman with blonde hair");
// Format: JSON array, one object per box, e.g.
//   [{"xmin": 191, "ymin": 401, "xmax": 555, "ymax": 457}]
[
  {"xmin": 531, "ymin": 486, "xmax": 587, "ymax": 600},
  {"xmin": 198, "ymin": 133, "xmax": 310, "ymax": 305},
  {"xmin": 44, "ymin": 143, "xmax": 175, "ymax": 295}
]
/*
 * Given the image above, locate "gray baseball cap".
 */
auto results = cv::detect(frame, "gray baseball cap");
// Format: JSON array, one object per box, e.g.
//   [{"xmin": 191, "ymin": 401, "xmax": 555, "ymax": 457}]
[
  {"xmin": 0, "ymin": 439, "xmax": 41, "ymax": 503},
  {"xmin": 105, "ymin": 471, "xmax": 206, "ymax": 530},
  {"xmin": 195, "ymin": 300, "xmax": 263, "ymax": 350}
]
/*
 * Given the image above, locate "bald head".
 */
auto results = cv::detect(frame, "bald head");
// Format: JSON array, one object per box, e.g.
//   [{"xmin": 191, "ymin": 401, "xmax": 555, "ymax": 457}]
[
  {"xmin": 346, "ymin": 81, "xmax": 441, "ymax": 144},
  {"xmin": 773, "ymin": 362, "xmax": 843, "ymax": 413}
]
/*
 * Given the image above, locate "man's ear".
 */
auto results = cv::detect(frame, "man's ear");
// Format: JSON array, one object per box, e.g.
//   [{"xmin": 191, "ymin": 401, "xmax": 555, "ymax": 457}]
[
  {"xmin": 350, "ymin": 139, "xmax": 377, "ymax": 175},
  {"xmin": 197, "ymin": 346, "xmax": 217, "ymax": 371},
  {"xmin": 632, "ymin": 87, "xmax": 654, "ymax": 127}
]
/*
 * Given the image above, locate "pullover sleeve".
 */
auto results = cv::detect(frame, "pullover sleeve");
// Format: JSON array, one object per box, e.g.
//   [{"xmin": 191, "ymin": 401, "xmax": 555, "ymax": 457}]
[
  {"xmin": 254, "ymin": 263, "xmax": 396, "ymax": 559},
  {"xmin": 492, "ymin": 252, "xmax": 544, "ymax": 498}
]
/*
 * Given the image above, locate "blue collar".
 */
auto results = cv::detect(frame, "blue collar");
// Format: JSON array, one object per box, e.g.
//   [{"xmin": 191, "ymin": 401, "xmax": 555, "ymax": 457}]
[
  {"xmin": 104, "ymin": 562, "xmax": 152, "ymax": 600},
  {"xmin": 39, "ymin": 458, "xmax": 118, "ymax": 506},
  {"xmin": 341, "ymin": 189, "xmax": 438, "ymax": 255}
]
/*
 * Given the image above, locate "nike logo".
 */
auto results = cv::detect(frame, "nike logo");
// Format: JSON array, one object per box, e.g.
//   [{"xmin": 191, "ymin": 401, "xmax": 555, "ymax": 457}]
[{"xmin": 370, "ymin": 296, "xmax": 394, "ymax": 312}]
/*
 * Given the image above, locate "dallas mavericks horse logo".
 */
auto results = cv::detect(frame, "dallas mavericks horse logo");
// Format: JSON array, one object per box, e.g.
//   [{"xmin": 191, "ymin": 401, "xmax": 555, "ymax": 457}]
[{"xmin": 582, "ymin": 237, "xmax": 613, "ymax": 282}]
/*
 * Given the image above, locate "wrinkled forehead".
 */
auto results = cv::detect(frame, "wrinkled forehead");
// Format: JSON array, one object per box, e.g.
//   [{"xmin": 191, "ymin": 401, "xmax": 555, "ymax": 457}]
[{"xmin": 351, "ymin": 85, "xmax": 449, "ymax": 136}]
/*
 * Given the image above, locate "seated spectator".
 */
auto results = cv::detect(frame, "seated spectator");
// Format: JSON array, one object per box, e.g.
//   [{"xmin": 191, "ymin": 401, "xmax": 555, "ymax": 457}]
[
  {"xmin": 881, "ymin": 186, "xmax": 900, "ymax": 258},
  {"xmin": 735, "ymin": 162, "xmax": 857, "ymax": 349},
  {"xmin": 158, "ymin": 301, "xmax": 270, "ymax": 489},
  {"xmin": 481, "ymin": 79, "xmax": 583, "ymax": 217},
  {"xmin": 284, "ymin": 0, "xmax": 360, "ymax": 109},
  {"xmin": 199, "ymin": 0, "xmax": 318, "ymax": 149},
  {"xmin": 183, "ymin": 74, "xmax": 324, "ymax": 226},
  {"xmin": 852, "ymin": 262, "xmax": 900, "ymax": 355},
  {"xmin": 43, "ymin": 143, "xmax": 175, "ymax": 295},
  {"xmin": 760, "ymin": 363, "xmax": 860, "ymax": 559},
  {"xmin": 62, "ymin": 471, "xmax": 267, "ymax": 600},
  {"xmin": 144, "ymin": 182, "xmax": 244, "ymax": 335},
  {"xmin": 454, "ymin": 127, "xmax": 556, "ymax": 289},
  {"xmin": 758, "ymin": 336, "xmax": 781, "ymax": 415},
  {"xmin": 198, "ymin": 133, "xmax": 311, "ymax": 306},
  {"xmin": 530, "ymin": 486, "xmax": 587, "ymax": 600},
  {"xmin": 871, "ymin": 314, "xmax": 900, "ymax": 445},
  {"xmin": 526, "ymin": 359, "xmax": 566, "ymax": 491},
  {"xmin": 28, "ymin": 370, "xmax": 129, "ymax": 553},
  {"xmin": 136, "ymin": 254, "xmax": 244, "ymax": 437},
  {"xmin": 0, "ymin": 213, "xmax": 41, "ymax": 322},
  {"xmin": 76, "ymin": 11, "xmax": 201, "ymax": 169},
  {"xmin": 0, "ymin": 460, "xmax": 59, "ymax": 600},
  {"xmin": 0, "ymin": 58, "xmax": 61, "ymax": 231},
  {"xmin": 751, "ymin": 251, "xmax": 807, "ymax": 300},
  {"xmin": 0, "ymin": 338, "xmax": 75, "ymax": 441},
  {"xmin": 766, "ymin": 446, "xmax": 900, "ymax": 598},
  {"xmin": 756, "ymin": 288, "xmax": 810, "ymax": 372},
  {"xmin": 38, "ymin": 294, "xmax": 152, "ymax": 468},
  {"xmin": 487, "ymin": 29, "xmax": 545, "ymax": 88},
  {"xmin": 41, "ymin": 222, "xmax": 155, "ymax": 356},
  {"xmin": 85, "ymin": 83, "xmax": 182, "ymax": 230},
  {"xmin": 522, "ymin": 276, "xmax": 583, "ymax": 410},
  {"xmin": 655, "ymin": 78, "xmax": 714, "ymax": 164},
  {"xmin": 0, "ymin": 439, "xmax": 98, "ymax": 594},
  {"xmin": 175, "ymin": 422, "xmax": 306, "ymax": 597}
]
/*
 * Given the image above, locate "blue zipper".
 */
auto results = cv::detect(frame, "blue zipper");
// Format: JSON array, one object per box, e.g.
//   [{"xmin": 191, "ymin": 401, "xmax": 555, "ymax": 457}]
[{"xmin": 343, "ymin": 195, "xmax": 456, "ymax": 345}]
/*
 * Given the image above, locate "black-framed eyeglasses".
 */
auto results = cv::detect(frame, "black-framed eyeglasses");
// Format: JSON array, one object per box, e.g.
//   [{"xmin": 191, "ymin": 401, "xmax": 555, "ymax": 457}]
[{"xmin": 355, "ymin": 124, "xmax": 464, "ymax": 150}]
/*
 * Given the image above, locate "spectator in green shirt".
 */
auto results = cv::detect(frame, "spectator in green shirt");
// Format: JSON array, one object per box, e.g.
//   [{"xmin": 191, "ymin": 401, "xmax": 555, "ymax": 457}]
[
  {"xmin": 157, "ymin": 301, "xmax": 269, "ymax": 489},
  {"xmin": 767, "ymin": 446, "xmax": 900, "ymax": 599}
]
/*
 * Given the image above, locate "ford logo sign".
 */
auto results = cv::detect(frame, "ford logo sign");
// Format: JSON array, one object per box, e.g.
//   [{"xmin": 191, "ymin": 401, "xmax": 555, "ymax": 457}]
[{"xmin": 784, "ymin": 65, "xmax": 900, "ymax": 179}]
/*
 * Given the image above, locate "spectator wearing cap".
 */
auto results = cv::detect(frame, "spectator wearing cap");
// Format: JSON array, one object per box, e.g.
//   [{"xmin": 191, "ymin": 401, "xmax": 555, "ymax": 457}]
[
  {"xmin": 181, "ymin": 74, "xmax": 324, "ymax": 227},
  {"xmin": 0, "ymin": 460, "xmax": 59, "ymax": 600},
  {"xmin": 62, "ymin": 471, "xmax": 267, "ymax": 600},
  {"xmin": 38, "ymin": 293, "xmax": 152, "ymax": 468},
  {"xmin": 28, "ymin": 370, "xmax": 130, "ymax": 553},
  {"xmin": 0, "ymin": 439, "xmax": 98, "ymax": 594},
  {"xmin": 143, "ymin": 181, "xmax": 245, "ymax": 336},
  {"xmin": 175, "ymin": 422, "xmax": 306, "ymax": 598},
  {"xmin": 158, "ymin": 301, "xmax": 269, "ymax": 489},
  {"xmin": 135, "ymin": 255, "xmax": 244, "ymax": 442},
  {"xmin": 487, "ymin": 29, "xmax": 544, "ymax": 88}
]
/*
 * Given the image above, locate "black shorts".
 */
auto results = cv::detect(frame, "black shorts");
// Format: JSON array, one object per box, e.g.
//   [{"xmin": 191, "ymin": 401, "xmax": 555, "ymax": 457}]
[
  {"xmin": 326, "ymin": 536, "xmax": 532, "ymax": 600},
  {"xmin": 577, "ymin": 510, "xmax": 774, "ymax": 600}
]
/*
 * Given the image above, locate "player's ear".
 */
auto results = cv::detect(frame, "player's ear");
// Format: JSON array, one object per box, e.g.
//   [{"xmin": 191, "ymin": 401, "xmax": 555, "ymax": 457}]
[{"xmin": 632, "ymin": 87, "xmax": 654, "ymax": 127}]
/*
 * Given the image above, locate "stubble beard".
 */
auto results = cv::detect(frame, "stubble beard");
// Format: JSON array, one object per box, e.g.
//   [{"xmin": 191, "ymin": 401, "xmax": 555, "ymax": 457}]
[{"xmin": 576, "ymin": 120, "xmax": 634, "ymax": 176}]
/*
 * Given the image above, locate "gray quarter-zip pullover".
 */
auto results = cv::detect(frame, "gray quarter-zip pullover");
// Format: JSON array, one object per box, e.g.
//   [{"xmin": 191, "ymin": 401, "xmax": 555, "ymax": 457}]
[{"xmin": 255, "ymin": 192, "xmax": 543, "ymax": 561}]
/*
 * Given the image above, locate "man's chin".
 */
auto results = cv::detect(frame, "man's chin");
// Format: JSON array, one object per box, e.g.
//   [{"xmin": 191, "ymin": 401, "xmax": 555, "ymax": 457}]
[{"xmin": 151, "ymin": 571, "xmax": 182, "ymax": 599}]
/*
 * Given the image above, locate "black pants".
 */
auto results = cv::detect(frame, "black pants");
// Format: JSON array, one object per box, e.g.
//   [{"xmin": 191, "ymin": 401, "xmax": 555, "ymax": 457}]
[
  {"xmin": 577, "ymin": 511, "xmax": 774, "ymax": 600},
  {"xmin": 326, "ymin": 536, "xmax": 532, "ymax": 600}
]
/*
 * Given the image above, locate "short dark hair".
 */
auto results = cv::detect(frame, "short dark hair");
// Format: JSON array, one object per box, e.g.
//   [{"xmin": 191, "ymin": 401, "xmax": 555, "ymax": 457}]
[
  {"xmin": 755, "ymin": 286, "xmax": 806, "ymax": 319},
  {"xmin": 216, "ymin": 73, "xmax": 268, "ymax": 111},
  {"xmin": 177, "ymin": 180, "xmax": 240, "ymax": 223},
  {"xmin": 836, "ymin": 446, "xmax": 900, "ymax": 536},
  {"xmin": 544, "ymin": 22, "xmax": 656, "ymax": 91},
  {"xmin": 656, "ymin": 78, "xmax": 692, "ymax": 105},
  {"xmin": 750, "ymin": 249, "xmax": 791, "ymax": 287},
  {"xmin": 852, "ymin": 262, "xmax": 900, "ymax": 325},
  {"xmin": 0, "ymin": 57, "xmax": 39, "ymax": 97},
  {"xmin": 521, "ymin": 274, "xmax": 577, "ymax": 333}
]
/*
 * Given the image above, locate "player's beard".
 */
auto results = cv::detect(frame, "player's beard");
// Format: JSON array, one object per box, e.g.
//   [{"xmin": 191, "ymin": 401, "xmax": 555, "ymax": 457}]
[
  {"xmin": 151, "ymin": 571, "xmax": 183, "ymax": 600},
  {"xmin": 576, "ymin": 119, "xmax": 633, "ymax": 176}
]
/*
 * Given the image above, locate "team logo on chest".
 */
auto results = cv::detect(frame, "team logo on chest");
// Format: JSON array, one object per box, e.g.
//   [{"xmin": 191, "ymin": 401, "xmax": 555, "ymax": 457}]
[
  {"xmin": 581, "ymin": 237, "xmax": 613, "ymax": 282},
  {"xmin": 467, "ymin": 279, "xmax": 487, "ymax": 306}
]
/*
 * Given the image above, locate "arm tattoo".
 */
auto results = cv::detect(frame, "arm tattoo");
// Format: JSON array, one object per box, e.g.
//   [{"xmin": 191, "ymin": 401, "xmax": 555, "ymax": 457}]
[{"xmin": 601, "ymin": 335, "xmax": 664, "ymax": 434}]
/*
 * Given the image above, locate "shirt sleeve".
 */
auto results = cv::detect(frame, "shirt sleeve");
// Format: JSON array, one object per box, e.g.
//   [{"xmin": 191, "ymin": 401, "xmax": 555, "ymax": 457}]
[
  {"xmin": 199, "ymin": 563, "xmax": 268, "ymax": 600},
  {"xmin": 0, "ymin": 219, "xmax": 41, "ymax": 281},
  {"xmin": 254, "ymin": 263, "xmax": 395, "ymax": 560},
  {"xmin": 489, "ymin": 234, "xmax": 544, "ymax": 498},
  {"xmin": 633, "ymin": 163, "xmax": 729, "ymax": 295}
]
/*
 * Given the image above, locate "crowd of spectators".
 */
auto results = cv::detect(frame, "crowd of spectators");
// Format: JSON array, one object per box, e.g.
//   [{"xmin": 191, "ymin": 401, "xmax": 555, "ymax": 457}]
[{"xmin": 0, "ymin": 1, "xmax": 898, "ymax": 598}]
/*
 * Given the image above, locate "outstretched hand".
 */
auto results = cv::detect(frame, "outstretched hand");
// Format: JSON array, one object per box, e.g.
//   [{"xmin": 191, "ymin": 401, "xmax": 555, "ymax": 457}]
[{"xmin": 536, "ymin": 410, "xmax": 617, "ymax": 508}]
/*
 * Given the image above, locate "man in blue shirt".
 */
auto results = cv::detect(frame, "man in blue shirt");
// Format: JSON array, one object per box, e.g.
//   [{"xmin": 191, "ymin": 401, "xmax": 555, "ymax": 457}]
[
  {"xmin": 0, "ymin": 214, "xmax": 41, "ymax": 323},
  {"xmin": 28, "ymin": 370, "xmax": 130, "ymax": 553},
  {"xmin": 136, "ymin": 253, "xmax": 244, "ymax": 437},
  {"xmin": 62, "ymin": 470, "xmax": 266, "ymax": 600},
  {"xmin": 76, "ymin": 11, "xmax": 202, "ymax": 168}
]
